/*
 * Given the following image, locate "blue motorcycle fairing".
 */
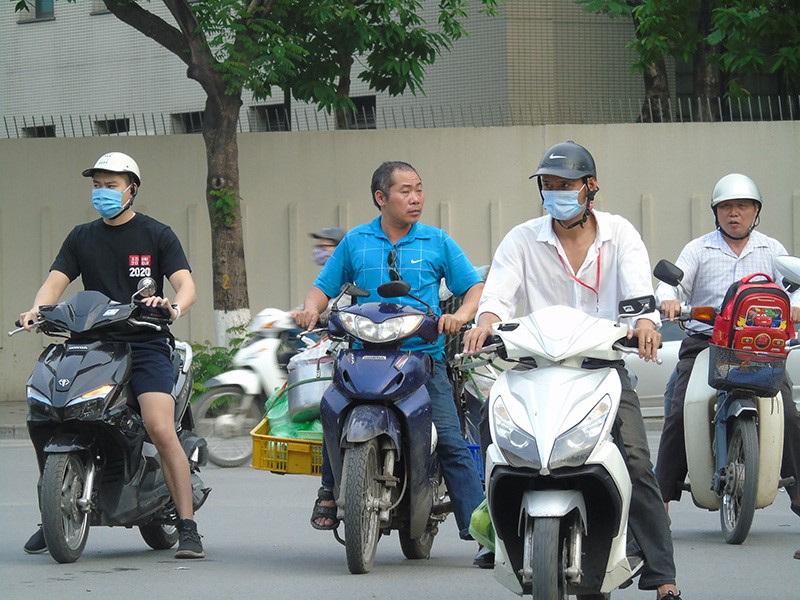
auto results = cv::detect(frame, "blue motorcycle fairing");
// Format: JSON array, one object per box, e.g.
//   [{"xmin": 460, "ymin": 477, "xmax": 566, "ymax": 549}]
[
  {"xmin": 342, "ymin": 404, "xmax": 403, "ymax": 447},
  {"xmin": 328, "ymin": 301, "xmax": 440, "ymax": 345},
  {"xmin": 321, "ymin": 383, "xmax": 437, "ymax": 538},
  {"xmin": 333, "ymin": 349, "xmax": 432, "ymax": 401}
]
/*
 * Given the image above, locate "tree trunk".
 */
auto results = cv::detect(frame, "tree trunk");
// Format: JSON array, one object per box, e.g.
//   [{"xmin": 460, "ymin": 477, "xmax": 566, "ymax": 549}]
[
  {"xmin": 639, "ymin": 57, "xmax": 671, "ymax": 123},
  {"xmin": 631, "ymin": 8, "xmax": 670, "ymax": 123},
  {"xmin": 692, "ymin": 0, "xmax": 722, "ymax": 122},
  {"xmin": 202, "ymin": 90, "xmax": 251, "ymax": 344}
]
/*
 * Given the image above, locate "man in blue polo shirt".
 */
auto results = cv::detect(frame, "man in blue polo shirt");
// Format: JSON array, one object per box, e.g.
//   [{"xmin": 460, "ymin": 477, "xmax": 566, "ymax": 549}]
[{"xmin": 292, "ymin": 160, "xmax": 485, "ymax": 561}]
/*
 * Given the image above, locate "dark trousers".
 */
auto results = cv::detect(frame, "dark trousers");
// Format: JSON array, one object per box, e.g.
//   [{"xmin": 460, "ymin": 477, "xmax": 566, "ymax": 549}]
[
  {"xmin": 480, "ymin": 360, "xmax": 677, "ymax": 590},
  {"xmin": 656, "ymin": 335, "xmax": 800, "ymax": 510}
]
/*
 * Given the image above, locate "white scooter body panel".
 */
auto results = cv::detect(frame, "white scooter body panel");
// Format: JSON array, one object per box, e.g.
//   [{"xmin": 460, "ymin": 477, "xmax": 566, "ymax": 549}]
[
  {"xmin": 684, "ymin": 348, "xmax": 785, "ymax": 510},
  {"xmin": 206, "ymin": 369, "xmax": 264, "ymax": 396},
  {"xmin": 484, "ymin": 305, "xmax": 639, "ymax": 596}
]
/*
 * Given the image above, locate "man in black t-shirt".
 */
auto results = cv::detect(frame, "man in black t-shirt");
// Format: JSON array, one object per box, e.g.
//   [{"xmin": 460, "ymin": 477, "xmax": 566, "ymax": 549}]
[{"xmin": 19, "ymin": 152, "xmax": 204, "ymax": 559}]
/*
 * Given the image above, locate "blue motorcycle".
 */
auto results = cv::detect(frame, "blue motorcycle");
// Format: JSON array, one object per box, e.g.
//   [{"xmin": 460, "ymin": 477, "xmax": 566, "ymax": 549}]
[{"xmin": 321, "ymin": 280, "xmax": 451, "ymax": 574}]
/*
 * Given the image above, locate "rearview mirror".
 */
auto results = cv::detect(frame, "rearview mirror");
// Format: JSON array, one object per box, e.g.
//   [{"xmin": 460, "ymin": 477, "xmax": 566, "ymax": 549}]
[
  {"xmin": 653, "ymin": 260, "xmax": 684, "ymax": 287},
  {"xmin": 776, "ymin": 256, "xmax": 800, "ymax": 290},
  {"xmin": 136, "ymin": 277, "xmax": 157, "ymax": 298}
]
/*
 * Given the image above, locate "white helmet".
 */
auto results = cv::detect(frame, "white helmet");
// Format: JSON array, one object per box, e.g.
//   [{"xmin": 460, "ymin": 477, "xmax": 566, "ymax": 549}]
[
  {"xmin": 82, "ymin": 152, "xmax": 142, "ymax": 186},
  {"xmin": 711, "ymin": 173, "xmax": 761, "ymax": 208}
]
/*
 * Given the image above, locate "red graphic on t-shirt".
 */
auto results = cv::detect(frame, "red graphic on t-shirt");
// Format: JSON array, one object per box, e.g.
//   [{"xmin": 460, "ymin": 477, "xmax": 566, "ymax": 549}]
[{"xmin": 128, "ymin": 255, "xmax": 152, "ymax": 267}]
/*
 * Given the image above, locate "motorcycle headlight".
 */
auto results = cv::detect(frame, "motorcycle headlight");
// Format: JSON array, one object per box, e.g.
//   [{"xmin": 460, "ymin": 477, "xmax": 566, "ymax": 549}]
[
  {"xmin": 27, "ymin": 386, "xmax": 56, "ymax": 419},
  {"xmin": 550, "ymin": 395, "xmax": 611, "ymax": 470},
  {"xmin": 492, "ymin": 395, "xmax": 541, "ymax": 469},
  {"xmin": 339, "ymin": 313, "xmax": 423, "ymax": 343},
  {"xmin": 64, "ymin": 385, "xmax": 113, "ymax": 421}
]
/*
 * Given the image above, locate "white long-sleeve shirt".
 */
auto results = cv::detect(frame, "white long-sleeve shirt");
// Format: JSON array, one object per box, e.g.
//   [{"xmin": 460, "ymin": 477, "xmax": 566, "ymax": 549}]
[
  {"xmin": 477, "ymin": 211, "xmax": 660, "ymax": 327},
  {"xmin": 655, "ymin": 229, "xmax": 800, "ymax": 334}
]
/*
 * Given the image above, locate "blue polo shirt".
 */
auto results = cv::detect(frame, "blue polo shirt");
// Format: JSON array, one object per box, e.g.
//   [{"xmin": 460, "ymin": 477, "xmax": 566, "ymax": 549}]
[{"xmin": 314, "ymin": 216, "xmax": 481, "ymax": 359}]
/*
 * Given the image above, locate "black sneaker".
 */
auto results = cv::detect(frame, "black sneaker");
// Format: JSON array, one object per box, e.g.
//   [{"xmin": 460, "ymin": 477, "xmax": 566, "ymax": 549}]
[
  {"xmin": 473, "ymin": 544, "xmax": 494, "ymax": 569},
  {"xmin": 24, "ymin": 526, "xmax": 47, "ymax": 554},
  {"xmin": 175, "ymin": 519, "xmax": 205, "ymax": 559}
]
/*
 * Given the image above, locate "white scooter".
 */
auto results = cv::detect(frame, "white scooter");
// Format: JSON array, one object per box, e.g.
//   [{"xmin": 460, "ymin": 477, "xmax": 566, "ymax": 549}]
[
  {"xmin": 458, "ymin": 297, "xmax": 656, "ymax": 600},
  {"xmin": 653, "ymin": 256, "xmax": 800, "ymax": 544},
  {"xmin": 194, "ymin": 308, "xmax": 305, "ymax": 467}
]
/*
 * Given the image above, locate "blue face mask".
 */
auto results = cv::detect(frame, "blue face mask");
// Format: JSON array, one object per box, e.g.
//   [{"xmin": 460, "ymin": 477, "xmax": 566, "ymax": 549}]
[
  {"xmin": 312, "ymin": 247, "xmax": 333, "ymax": 266},
  {"xmin": 541, "ymin": 186, "xmax": 587, "ymax": 221},
  {"xmin": 92, "ymin": 186, "xmax": 131, "ymax": 219}
]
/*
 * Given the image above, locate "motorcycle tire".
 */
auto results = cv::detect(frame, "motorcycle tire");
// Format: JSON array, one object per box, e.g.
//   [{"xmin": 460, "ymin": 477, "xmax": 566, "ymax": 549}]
[
  {"xmin": 526, "ymin": 516, "xmax": 567, "ymax": 600},
  {"xmin": 194, "ymin": 385, "xmax": 262, "ymax": 468},
  {"xmin": 342, "ymin": 439, "xmax": 382, "ymax": 574},
  {"xmin": 720, "ymin": 416, "xmax": 759, "ymax": 545},
  {"xmin": 139, "ymin": 524, "xmax": 179, "ymax": 550},
  {"xmin": 41, "ymin": 453, "xmax": 90, "ymax": 564}
]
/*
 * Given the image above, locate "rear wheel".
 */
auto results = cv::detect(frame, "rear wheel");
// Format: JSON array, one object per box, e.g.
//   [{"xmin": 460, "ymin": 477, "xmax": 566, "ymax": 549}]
[
  {"xmin": 139, "ymin": 524, "xmax": 179, "ymax": 550},
  {"xmin": 194, "ymin": 386, "xmax": 262, "ymax": 467},
  {"xmin": 720, "ymin": 417, "xmax": 759, "ymax": 544},
  {"xmin": 342, "ymin": 439, "xmax": 382, "ymax": 574},
  {"xmin": 41, "ymin": 453, "xmax": 90, "ymax": 563}
]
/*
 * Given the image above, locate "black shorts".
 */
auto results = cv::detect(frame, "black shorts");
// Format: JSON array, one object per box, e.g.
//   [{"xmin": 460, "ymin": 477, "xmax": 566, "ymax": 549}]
[{"xmin": 129, "ymin": 338, "xmax": 175, "ymax": 398}]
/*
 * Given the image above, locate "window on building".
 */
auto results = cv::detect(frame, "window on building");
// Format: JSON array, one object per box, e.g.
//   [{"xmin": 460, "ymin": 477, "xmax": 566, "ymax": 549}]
[
  {"xmin": 95, "ymin": 117, "xmax": 130, "ymax": 135},
  {"xmin": 172, "ymin": 111, "xmax": 204, "ymax": 134},
  {"xmin": 22, "ymin": 124, "xmax": 56, "ymax": 138},
  {"xmin": 344, "ymin": 96, "xmax": 376, "ymax": 130},
  {"xmin": 35, "ymin": 0, "xmax": 54, "ymax": 19},
  {"xmin": 251, "ymin": 103, "xmax": 291, "ymax": 132}
]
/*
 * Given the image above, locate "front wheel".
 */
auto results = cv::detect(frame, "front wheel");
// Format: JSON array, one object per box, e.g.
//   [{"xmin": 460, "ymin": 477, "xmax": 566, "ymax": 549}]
[
  {"xmin": 194, "ymin": 386, "xmax": 262, "ymax": 467},
  {"xmin": 41, "ymin": 453, "xmax": 90, "ymax": 563},
  {"xmin": 139, "ymin": 524, "xmax": 179, "ymax": 550},
  {"xmin": 720, "ymin": 417, "xmax": 759, "ymax": 544},
  {"xmin": 342, "ymin": 439, "xmax": 382, "ymax": 574},
  {"xmin": 525, "ymin": 516, "xmax": 566, "ymax": 600}
]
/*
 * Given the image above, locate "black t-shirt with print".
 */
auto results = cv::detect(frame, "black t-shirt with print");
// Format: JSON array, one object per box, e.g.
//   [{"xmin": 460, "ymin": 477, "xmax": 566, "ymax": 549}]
[{"xmin": 50, "ymin": 213, "xmax": 191, "ymax": 341}]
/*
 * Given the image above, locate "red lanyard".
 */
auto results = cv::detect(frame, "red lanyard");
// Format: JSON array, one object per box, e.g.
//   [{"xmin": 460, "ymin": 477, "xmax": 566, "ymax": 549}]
[{"xmin": 557, "ymin": 248, "xmax": 601, "ymax": 311}]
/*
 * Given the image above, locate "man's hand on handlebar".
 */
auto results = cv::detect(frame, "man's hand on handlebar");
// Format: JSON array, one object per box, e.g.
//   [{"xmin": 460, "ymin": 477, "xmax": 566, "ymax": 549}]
[
  {"xmin": 291, "ymin": 308, "xmax": 321, "ymax": 331},
  {"xmin": 660, "ymin": 299, "xmax": 682, "ymax": 321},
  {"xmin": 18, "ymin": 309, "xmax": 40, "ymax": 332},
  {"xmin": 463, "ymin": 324, "xmax": 494, "ymax": 354},
  {"xmin": 629, "ymin": 318, "xmax": 661, "ymax": 362},
  {"xmin": 439, "ymin": 313, "xmax": 469, "ymax": 336}
]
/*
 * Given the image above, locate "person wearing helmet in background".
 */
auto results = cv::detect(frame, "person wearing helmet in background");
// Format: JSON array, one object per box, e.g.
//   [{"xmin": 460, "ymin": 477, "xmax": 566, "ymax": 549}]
[
  {"xmin": 19, "ymin": 152, "xmax": 204, "ymax": 559},
  {"xmin": 463, "ymin": 141, "xmax": 683, "ymax": 599},
  {"xmin": 310, "ymin": 227, "xmax": 346, "ymax": 267},
  {"xmin": 655, "ymin": 173, "xmax": 800, "ymax": 559}
]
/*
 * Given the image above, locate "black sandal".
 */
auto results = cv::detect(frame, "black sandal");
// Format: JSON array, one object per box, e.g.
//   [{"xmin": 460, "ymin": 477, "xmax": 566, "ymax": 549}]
[{"xmin": 310, "ymin": 487, "xmax": 339, "ymax": 531}]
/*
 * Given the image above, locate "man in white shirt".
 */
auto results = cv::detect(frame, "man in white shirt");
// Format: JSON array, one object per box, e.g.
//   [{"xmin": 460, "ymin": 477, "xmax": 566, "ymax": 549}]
[
  {"xmin": 464, "ymin": 141, "xmax": 682, "ymax": 600},
  {"xmin": 655, "ymin": 173, "xmax": 800, "ymax": 559}
]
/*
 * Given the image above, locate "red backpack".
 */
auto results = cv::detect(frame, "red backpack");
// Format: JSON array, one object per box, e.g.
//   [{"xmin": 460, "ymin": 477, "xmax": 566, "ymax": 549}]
[{"xmin": 711, "ymin": 273, "xmax": 794, "ymax": 355}]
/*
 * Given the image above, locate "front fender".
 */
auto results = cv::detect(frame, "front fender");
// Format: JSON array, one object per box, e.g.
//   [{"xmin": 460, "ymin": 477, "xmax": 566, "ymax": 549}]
[
  {"xmin": 43, "ymin": 433, "xmax": 94, "ymax": 455},
  {"xmin": 728, "ymin": 397, "xmax": 758, "ymax": 419},
  {"xmin": 342, "ymin": 404, "xmax": 402, "ymax": 453},
  {"xmin": 203, "ymin": 369, "xmax": 263, "ymax": 396}
]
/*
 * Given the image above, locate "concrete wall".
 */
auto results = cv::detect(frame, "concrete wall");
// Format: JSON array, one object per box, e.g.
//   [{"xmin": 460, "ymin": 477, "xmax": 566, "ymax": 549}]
[{"xmin": 1, "ymin": 122, "xmax": 798, "ymax": 401}]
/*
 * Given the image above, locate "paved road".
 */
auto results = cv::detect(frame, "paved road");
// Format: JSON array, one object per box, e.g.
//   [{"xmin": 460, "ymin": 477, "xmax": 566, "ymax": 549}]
[{"xmin": 1, "ymin": 438, "xmax": 797, "ymax": 600}]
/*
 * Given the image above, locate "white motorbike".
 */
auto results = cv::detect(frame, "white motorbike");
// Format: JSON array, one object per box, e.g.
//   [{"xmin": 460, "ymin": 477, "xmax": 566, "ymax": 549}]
[
  {"xmin": 458, "ymin": 297, "xmax": 657, "ymax": 600},
  {"xmin": 194, "ymin": 308, "xmax": 305, "ymax": 467},
  {"xmin": 653, "ymin": 256, "xmax": 800, "ymax": 544}
]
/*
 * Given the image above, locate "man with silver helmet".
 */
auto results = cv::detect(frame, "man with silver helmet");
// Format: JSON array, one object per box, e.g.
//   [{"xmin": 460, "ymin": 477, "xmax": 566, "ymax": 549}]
[
  {"xmin": 464, "ymin": 141, "xmax": 683, "ymax": 599},
  {"xmin": 18, "ymin": 151, "xmax": 204, "ymax": 559},
  {"xmin": 655, "ymin": 173, "xmax": 800, "ymax": 559}
]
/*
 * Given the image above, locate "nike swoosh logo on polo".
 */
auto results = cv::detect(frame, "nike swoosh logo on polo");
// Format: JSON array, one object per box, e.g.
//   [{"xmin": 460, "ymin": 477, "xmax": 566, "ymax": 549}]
[
  {"xmin": 549, "ymin": 154, "xmax": 566, "ymax": 159},
  {"xmin": 410, "ymin": 259, "xmax": 423, "ymax": 264}
]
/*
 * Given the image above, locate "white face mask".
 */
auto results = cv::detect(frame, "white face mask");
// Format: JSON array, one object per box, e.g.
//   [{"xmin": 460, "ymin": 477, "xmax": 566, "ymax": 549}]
[{"xmin": 541, "ymin": 184, "xmax": 586, "ymax": 221}]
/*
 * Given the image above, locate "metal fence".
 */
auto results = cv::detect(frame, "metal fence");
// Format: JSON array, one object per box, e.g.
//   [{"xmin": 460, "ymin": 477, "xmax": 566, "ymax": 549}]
[{"xmin": 3, "ymin": 95, "xmax": 798, "ymax": 139}]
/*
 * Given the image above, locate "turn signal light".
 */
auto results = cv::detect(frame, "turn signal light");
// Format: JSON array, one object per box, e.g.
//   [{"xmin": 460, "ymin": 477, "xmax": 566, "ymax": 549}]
[{"xmin": 690, "ymin": 306, "xmax": 717, "ymax": 323}]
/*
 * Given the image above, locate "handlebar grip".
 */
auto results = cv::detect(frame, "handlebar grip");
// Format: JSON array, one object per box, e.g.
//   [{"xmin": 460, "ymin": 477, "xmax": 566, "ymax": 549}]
[{"xmin": 15, "ymin": 320, "xmax": 22, "ymax": 328}]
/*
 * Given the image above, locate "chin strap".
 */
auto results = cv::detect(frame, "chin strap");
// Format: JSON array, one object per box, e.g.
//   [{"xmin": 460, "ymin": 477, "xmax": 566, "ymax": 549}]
[{"xmin": 108, "ymin": 197, "xmax": 135, "ymax": 221}]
